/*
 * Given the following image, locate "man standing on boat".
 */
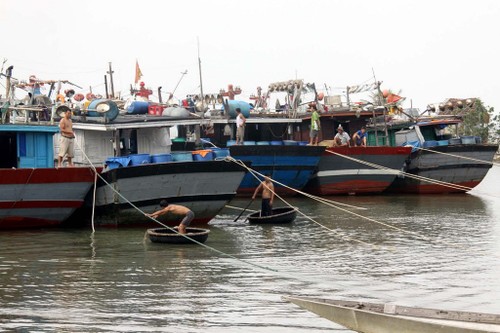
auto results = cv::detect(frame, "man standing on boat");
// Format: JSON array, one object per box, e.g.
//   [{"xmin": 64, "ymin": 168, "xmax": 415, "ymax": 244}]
[
  {"xmin": 146, "ymin": 200, "xmax": 194, "ymax": 234},
  {"xmin": 58, "ymin": 110, "xmax": 75, "ymax": 167},
  {"xmin": 252, "ymin": 175, "xmax": 275, "ymax": 217},
  {"xmin": 333, "ymin": 125, "xmax": 350, "ymax": 147},
  {"xmin": 235, "ymin": 108, "xmax": 246, "ymax": 145},
  {"xmin": 309, "ymin": 104, "xmax": 320, "ymax": 146}
]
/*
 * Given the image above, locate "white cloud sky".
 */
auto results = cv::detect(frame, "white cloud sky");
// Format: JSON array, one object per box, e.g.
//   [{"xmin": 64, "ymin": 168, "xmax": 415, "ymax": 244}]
[{"xmin": 1, "ymin": 0, "xmax": 499, "ymax": 111}]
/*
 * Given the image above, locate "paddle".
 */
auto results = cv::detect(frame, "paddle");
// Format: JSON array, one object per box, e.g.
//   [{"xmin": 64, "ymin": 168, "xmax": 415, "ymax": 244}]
[{"xmin": 233, "ymin": 199, "xmax": 254, "ymax": 222}]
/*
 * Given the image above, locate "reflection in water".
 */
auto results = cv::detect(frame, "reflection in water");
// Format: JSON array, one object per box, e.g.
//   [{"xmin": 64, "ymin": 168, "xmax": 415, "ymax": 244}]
[{"xmin": 0, "ymin": 173, "xmax": 499, "ymax": 331}]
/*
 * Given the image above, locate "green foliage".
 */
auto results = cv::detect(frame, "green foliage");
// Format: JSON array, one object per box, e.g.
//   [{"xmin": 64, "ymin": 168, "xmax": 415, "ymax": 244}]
[{"xmin": 461, "ymin": 99, "xmax": 498, "ymax": 143}]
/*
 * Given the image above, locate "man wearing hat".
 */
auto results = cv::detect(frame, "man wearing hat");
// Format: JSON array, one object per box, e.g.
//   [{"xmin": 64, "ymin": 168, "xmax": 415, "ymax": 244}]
[{"xmin": 333, "ymin": 124, "xmax": 350, "ymax": 147}]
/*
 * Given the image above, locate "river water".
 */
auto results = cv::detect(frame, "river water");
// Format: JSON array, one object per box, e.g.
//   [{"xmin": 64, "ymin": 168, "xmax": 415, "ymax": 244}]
[{"xmin": 1, "ymin": 166, "xmax": 499, "ymax": 332}]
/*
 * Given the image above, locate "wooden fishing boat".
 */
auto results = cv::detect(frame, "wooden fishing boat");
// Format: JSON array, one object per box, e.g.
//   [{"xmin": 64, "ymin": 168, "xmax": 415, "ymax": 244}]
[
  {"xmin": 147, "ymin": 227, "xmax": 210, "ymax": 244},
  {"xmin": 283, "ymin": 295, "xmax": 500, "ymax": 333},
  {"xmin": 247, "ymin": 206, "xmax": 298, "ymax": 224}
]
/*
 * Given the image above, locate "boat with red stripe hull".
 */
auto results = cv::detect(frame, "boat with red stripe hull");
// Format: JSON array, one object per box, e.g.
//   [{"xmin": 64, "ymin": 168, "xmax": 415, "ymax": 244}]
[
  {"xmin": 0, "ymin": 167, "xmax": 97, "ymax": 229},
  {"xmin": 304, "ymin": 146, "xmax": 412, "ymax": 195}
]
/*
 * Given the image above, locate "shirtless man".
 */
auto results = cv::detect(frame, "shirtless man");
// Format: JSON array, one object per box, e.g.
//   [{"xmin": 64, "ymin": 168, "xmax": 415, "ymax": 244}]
[
  {"xmin": 252, "ymin": 175, "xmax": 275, "ymax": 216},
  {"xmin": 146, "ymin": 200, "xmax": 195, "ymax": 234},
  {"xmin": 58, "ymin": 110, "xmax": 75, "ymax": 167}
]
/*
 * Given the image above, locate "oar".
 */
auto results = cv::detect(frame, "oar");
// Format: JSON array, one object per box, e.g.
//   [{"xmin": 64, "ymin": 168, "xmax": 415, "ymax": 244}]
[{"xmin": 233, "ymin": 199, "xmax": 254, "ymax": 222}]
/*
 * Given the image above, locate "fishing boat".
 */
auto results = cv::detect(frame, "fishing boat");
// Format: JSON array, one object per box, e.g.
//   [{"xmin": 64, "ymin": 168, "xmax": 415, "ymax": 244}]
[
  {"xmin": 368, "ymin": 105, "xmax": 499, "ymax": 194},
  {"xmin": 303, "ymin": 146, "xmax": 412, "ymax": 195},
  {"xmin": 147, "ymin": 227, "xmax": 210, "ymax": 244},
  {"xmin": 283, "ymin": 295, "xmax": 500, "ymax": 333},
  {"xmin": 246, "ymin": 206, "xmax": 298, "ymax": 224},
  {"xmin": 0, "ymin": 68, "xmax": 98, "ymax": 229}
]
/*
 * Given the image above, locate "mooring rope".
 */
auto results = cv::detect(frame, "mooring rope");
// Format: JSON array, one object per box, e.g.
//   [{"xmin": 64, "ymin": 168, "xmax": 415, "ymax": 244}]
[
  {"xmin": 73, "ymin": 139, "xmax": 285, "ymax": 273},
  {"xmin": 70, "ymin": 138, "xmax": 492, "ymax": 302},
  {"xmin": 226, "ymin": 155, "xmax": 473, "ymax": 250}
]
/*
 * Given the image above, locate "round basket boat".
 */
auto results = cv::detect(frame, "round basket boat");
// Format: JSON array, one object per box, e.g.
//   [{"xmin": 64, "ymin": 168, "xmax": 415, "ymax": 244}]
[
  {"xmin": 147, "ymin": 227, "xmax": 210, "ymax": 244},
  {"xmin": 247, "ymin": 207, "xmax": 298, "ymax": 224}
]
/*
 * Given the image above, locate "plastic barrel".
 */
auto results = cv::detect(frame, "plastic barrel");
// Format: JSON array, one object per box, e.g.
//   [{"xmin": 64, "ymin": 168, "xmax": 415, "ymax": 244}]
[
  {"xmin": 460, "ymin": 136, "xmax": 475, "ymax": 144},
  {"xmin": 437, "ymin": 140, "xmax": 449, "ymax": 146},
  {"xmin": 423, "ymin": 140, "xmax": 438, "ymax": 148},
  {"xmin": 192, "ymin": 150, "xmax": 214, "ymax": 161},
  {"xmin": 256, "ymin": 141, "xmax": 270, "ymax": 145},
  {"xmin": 226, "ymin": 140, "xmax": 237, "ymax": 147},
  {"xmin": 298, "ymin": 141, "xmax": 309, "ymax": 146},
  {"xmin": 283, "ymin": 140, "xmax": 298, "ymax": 146},
  {"xmin": 270, "ymin": 141, "xmax": 283, "ymax": 145},
  {"xmin": 243, "ymin": 141, "xmax": 256, "ymax": 145},
  {"xmin": 448, "ymin": 138, "xmax": 462, "ymax": 145},
  {"xmin": 86, "ymin": 99, "xmax": 119, "ymax": 121},
  {"xmin": 127, "ymin": 101, "xmax": 150, "ymax": 114},
  {"xmin": 224, "ymin": 100, "xmax": 251, "ymax": 119},
  {"xmin": 475, "ymin": 136, "xmax": 482, "ymax": 144},
  {"xmin": 150, "ymin": 153, "xmax": 173, "ymax": 163},
  {"xmin": 128, "ymin": 154, "xmax": 151, "ymax": 166},
  {"xmin": 171, "ymin": 152, "xmax": 193, "ymax": 162}
]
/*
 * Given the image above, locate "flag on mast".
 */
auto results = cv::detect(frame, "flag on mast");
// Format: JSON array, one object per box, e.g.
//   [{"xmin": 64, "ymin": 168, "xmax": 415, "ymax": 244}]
[{"xmin": 135, "ymin": 60, "xmax": 143, "ymax": 84}]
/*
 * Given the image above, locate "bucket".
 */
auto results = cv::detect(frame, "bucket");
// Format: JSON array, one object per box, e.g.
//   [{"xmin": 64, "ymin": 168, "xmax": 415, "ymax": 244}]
[
  {"xmin": 128, "ymin": 154, "xmax": 151, "ymax": 166},
  {"xmin": 256, "ymin": 141, "xmax": 270, "ymax": 145},
  {"xmin": 150, "ymin": 153, "xmax": 173, "ymax": 163},
  {"xmin": 148, "ymin": 104, "xmax": 165, "ymax": 116},
  {"xmin": 270, "ymin": 141, "xmax": 283, "ymax": 145},
  {"xmin": 283, "ymin": 140, "xmax": 298, "ymax": 146},
  {"xmin": 86, "ymin": 99, "xmax": 119, "ymax": 121},
  {"xmin": 448, "ymin": 138, "xmax": 462, "ymax": 145},
  {"xmin": 460, "ymin": 136, "xmax": 475, "ymax": 145},
  {"xmin": 423, "ymin": 140, "xmax": 438, "ymax": 148},
  {"xmin": 243, "ymin": 141, "xmax": 256, "ymax": 145},
  {"xmin": 212, "ymin": 148, "xmax": 230, "ymax": 159},
  {"xmin": 171, "ymin": 152, "xmax": 193, "ymax": 162},
  {"xmin": 192, "ymin": 150, "xmax": 214, "ymax": 161},
  {"xmin": 127, "ymin": 101, "xmax": 150, "ymax": 114}
]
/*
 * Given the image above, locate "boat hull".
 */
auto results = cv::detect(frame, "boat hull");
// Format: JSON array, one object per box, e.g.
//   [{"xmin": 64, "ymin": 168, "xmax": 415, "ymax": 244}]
[
  {"xmin": 283, "ymin": 296, "xmax": 500, "ymax": 333},
  {"xmin": 304, "ymin": 146, "xmax": 412, "ymax": 195},
  {"xmin": 247, "ymin": 206, "xmax": 298, "ymax": 224},
  {"xmin": 0, "ymin": 167, "xmax": 97, "ymax": 229},
  {"xmin": 386, "ymin": 144, "xmax": 498, "ymax": 194},
  {"xmin": 94, "ymin": 160, "xmax": 247, "ymax": 226},
  {"xmin": 229, "ymin": 145, "xmax": 325, "ymax": 196}
]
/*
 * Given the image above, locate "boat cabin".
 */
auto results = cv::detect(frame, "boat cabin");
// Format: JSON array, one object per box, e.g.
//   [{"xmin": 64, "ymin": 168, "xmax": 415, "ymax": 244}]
[{"xmin": 0, "ymin": 125, "xmax": 58, "ymax": 168}]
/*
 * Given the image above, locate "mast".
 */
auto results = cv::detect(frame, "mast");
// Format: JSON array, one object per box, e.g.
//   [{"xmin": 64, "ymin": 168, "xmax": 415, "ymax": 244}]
[
  {"xmin": 195, "ymin": 38, "xmax": 203, "ymax": 146},
  {"xmin": 107, "ymin": 62, "xmax": 115, "ymax": 98},
  {"xmin": 197, "ymin": 38, "xmax": 204, "ymax": 112}
]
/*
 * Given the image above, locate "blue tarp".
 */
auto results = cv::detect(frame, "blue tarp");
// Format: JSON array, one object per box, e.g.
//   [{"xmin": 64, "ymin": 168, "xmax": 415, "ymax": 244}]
[
  {"xmin": 105, "ymin": 157, "xmax": 131, "ymax": 167},
  {"xmin": 402, "ymin": 140, "xmax": 421, "ymax": 153}
]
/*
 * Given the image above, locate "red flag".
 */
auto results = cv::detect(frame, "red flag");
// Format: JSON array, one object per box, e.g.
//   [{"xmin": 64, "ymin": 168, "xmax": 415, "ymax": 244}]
[{"xmin": 135, "ymin": 60, "xmax": 143, "ymax": 84}]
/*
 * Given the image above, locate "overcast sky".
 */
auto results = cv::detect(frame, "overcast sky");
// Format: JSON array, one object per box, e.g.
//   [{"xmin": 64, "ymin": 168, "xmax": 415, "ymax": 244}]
[{"xmin": 1, "ymin": 0, "xmax": 499, "ymax": 111}]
